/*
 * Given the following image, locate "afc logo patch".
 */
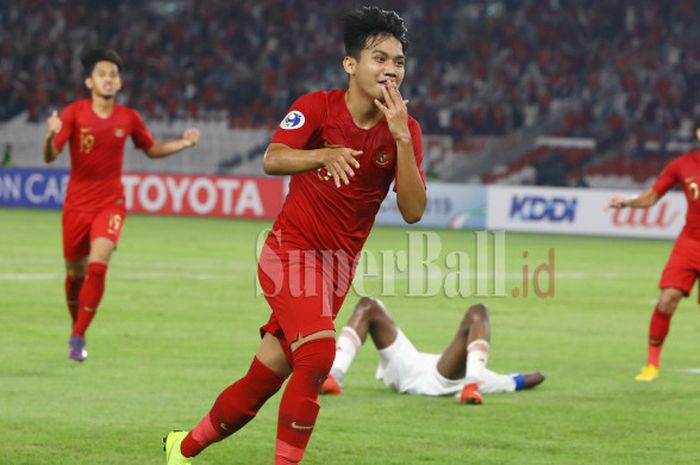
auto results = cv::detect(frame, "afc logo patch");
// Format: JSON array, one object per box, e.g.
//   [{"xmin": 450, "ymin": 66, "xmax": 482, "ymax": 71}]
[
  {"xmin": 280, "ymin": 111, "xmax": 305, "ymax": 130},
  {"xmin": 373, "ymin": 145, "xmax": 395, "ymax": 168}
]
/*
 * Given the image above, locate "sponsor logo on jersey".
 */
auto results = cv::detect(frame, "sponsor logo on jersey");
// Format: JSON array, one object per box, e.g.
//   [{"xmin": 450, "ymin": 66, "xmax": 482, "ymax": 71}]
[{"xmin": 280, "ymin": 110, "xmax": 305, "ymax": 129}]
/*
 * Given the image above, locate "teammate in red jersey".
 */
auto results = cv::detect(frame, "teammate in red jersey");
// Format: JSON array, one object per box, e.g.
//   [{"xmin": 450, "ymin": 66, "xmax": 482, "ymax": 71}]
[
  {"xmin": 164, "ymin": 6, "xmax": 426, "ymax": 465},
  {"xmin": 609, "ymin": 141, "xmax": 700, "ymax": 381},
  {"xmin": 42, "ymin": 49, "xmax": 200, "ymax": 362}
]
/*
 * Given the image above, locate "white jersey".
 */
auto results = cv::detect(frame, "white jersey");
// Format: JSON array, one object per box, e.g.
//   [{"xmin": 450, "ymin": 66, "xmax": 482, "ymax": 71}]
[{"xmin": 375, "ymin": 329, "xmax": 517, "ymax": 396}]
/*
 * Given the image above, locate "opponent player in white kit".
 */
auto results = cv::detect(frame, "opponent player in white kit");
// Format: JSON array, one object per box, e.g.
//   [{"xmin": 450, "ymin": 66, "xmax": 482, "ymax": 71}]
[{"xmin": 321, "ymin": 297, "xmax": 544, "ymax": 404}]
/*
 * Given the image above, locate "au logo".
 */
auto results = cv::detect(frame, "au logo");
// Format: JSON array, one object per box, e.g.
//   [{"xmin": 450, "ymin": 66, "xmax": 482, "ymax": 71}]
[{"xmin": 374, "ymin": 145, "xmax": 395, "ymax": 168}]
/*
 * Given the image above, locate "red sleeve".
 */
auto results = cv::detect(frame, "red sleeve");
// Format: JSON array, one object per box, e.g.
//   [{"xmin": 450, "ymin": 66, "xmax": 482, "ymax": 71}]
[
  {"xmin": 52, "ymin": 104, "xmax": 76, "ymax": 151},
  {"xmin": 393, "ymin": 118, "xmax": 426, "ymax": 192},
  {"xmin": 130, "ymin": 110, "xmax": 155, "ymax": 150},
  {"xmin": 651, "ymin": 157, "xmax": 680, "ymax": 197},
  {"xmin": 270, "ymin": 92, "xmax": 325, "ymax": 149}
]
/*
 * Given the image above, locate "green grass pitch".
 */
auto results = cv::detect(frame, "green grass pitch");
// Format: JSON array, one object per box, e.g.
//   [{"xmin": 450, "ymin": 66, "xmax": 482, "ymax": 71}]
[{"xmin": 2, "ymin": 208, "xmax": 700, "ymax": 465}]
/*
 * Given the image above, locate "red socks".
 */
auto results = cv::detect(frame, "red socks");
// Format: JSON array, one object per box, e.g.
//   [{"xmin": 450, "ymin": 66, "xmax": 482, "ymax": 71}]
[
  {"xmin": 647, "ymin": 306, "xmax": 673, "ymax": 368},
  {"xmin": 181, "ymin": 357, "xmax": 286, "ymax": 457},
  {"xmin": 275, "ymin": 338, "xmax": 335, "ymax": 464},
  {"xmin": 71, "ymin": 262, "xmax": 108, "ymax": 337},
  {"xmin": 180, "ymin": 338, "xmax": 335, "ymax": 463},
  {"xmin": 64, "ymin": 274, "xmax": 84, "ymax": 324}
]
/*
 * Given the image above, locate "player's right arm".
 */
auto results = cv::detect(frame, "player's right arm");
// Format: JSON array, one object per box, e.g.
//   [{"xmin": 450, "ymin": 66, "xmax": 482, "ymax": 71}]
[
  {"xmin": 608, "ymin": 158, "xmax": 680, "ymax": 209},
  {"xmin": 263, "ymin": 144, "xmax": 362, "ymax": 188},
  {"xmin": 42, "ymin": 110, "xmax": 62, "ymax": 163},
  {"xmin": 608, "ymin": 189, "xmax": 660, "ymax": 209}
]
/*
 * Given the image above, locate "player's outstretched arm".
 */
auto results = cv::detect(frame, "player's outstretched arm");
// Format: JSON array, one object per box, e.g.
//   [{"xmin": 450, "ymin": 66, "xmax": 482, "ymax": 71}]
[
  {"xmin": 263, "ymin": 143, "xmax": 362, "ymax": 188},
  {"xmin": 43, "ymin": 110, "xmax": 62, "ymax": 163},
  {"xmin": 144, "ymin": 128, "xmax": 200, "ymax": 158},
  {"xmin": 608, "ymin": 188, "xmax": 660, "ymax": 209},
  {"xmin": 374, "ymin": 82, "xmax": 426, "ymax": 224}
]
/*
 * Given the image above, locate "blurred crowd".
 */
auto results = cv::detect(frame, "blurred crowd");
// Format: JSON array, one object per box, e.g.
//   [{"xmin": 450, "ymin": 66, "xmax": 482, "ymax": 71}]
[{"xmin": 2, "ymin": 0, "xmax": 699, "ymax": 146}]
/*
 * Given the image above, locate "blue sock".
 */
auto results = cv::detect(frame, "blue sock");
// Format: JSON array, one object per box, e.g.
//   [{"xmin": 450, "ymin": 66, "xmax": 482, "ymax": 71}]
[{"xmin": 513, "ymin": 373, "xmax": 527, "ymax": 391}]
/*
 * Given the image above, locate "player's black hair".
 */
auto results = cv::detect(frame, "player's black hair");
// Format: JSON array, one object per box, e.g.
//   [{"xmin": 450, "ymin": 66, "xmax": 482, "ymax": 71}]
[
  {"xmin": 343, "ymin": 6, "xmax": 408, "ymax": 58},
  {"xmin": 80, "ymin": 48, "xmax": 123, "ymax": 76}
]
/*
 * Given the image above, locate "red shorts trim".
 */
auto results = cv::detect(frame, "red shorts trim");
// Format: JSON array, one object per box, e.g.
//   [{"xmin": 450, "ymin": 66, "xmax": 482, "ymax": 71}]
[
  {"xmin": 62, "ymin": 204, "xmax": 127, "ymax": 261},
  {"xmin": 257, "ymin": 237, "xmax": 353, "ymax": 346},
  {"xmin": 659, "ymin": 235, "xmax": 700, "ymax": 295}
]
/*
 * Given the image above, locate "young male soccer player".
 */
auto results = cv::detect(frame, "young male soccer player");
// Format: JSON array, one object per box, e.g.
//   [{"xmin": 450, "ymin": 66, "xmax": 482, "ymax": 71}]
[
  {"xmin": 43, "ymin": 48, "xmax": 200, "ymax": 362},
  {"xmin": 321, "ymin": 297, "xmax": 545, "ymax": 403},
  {"xmin": 163, "ymin": 6, "xmax": 426, "ymax": 465},
  {"xmin": 609, "ymin": 137, "xmax": 700, "ymax": 381}
]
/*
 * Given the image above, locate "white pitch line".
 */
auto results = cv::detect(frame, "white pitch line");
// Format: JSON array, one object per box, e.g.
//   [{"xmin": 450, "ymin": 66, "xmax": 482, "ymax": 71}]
[
  {"xmin": 0, "ymin": 273, "xmax": 59, "ymax": 281},
  {"xmin": 0, "ymin": 257, "xmax": 256, "ymax": 271},
  {"xmin": 0, "ymin": 272, "xmax": 245, "ymax": 281}
]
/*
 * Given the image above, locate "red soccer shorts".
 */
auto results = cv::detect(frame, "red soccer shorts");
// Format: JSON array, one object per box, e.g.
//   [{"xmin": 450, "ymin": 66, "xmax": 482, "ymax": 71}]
[
  {"xmin": 659, "ymin": 233, "xmax": 700, "ymax": 296},
  {"xmin": 62, "ymin": 204, "xmax": 127, "ymax": 261},
  {"xmin": 257, "ymin": 233, "xmax": 355, "ymax": 346}
]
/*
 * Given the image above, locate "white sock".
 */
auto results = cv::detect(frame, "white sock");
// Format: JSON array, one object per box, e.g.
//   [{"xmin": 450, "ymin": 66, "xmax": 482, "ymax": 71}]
[
  {"xmin": 464, "ymin": 339, "xmax": 490, "ymax": 385},
  {"xmin": 330, "ymin": 327, "xmax": 362, "ymax": 385}
]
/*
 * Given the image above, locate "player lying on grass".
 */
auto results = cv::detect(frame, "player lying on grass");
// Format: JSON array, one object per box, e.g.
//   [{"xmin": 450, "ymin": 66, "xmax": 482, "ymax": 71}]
[
  {"xmin": 321, "ymin": 297, "xmax": 544, "ymax": 404},
  {"xmin": 43, "ymin": 48, "xmax": 199, "ymax": 362}
]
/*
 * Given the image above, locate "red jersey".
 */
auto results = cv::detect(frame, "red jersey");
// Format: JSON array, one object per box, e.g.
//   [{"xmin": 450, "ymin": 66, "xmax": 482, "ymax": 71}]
[
  {"xmin": 269, "ymin": 89, "xmax": 425, "ymax": 259},
  {"xmin": 652, "ymin": 150, "xmax": 700, "ymax": 241},
  {"xmin": 53, "ymin": 99, "xmax": 155, "ymax": 210}
]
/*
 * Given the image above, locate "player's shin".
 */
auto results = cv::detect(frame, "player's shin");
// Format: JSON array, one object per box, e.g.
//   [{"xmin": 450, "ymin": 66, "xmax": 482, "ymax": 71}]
[
  {"xmin": 276, "ymin": 338, "xmax": 335, "ymax": 464},
  {"xmin": 65, "ymin": 273, "xmax": 84, "ymax": 324},
  {"xmin": 647, "ymin": 306, "xmax": 673, "ymax": 368},
  {"xmin": 329, "ymin": 326, "xmax": 362, "ymax": 385},
  {"xmin": 465, "ymin": 339, "xmax": 490, "ymax": 385},
  {"xmin": 71, "ymin": 262, "xmax": 108, "ymax": 337},
  {"xmin": 180, "ymin": 357, "xmax": 286, "ymax": 458}
]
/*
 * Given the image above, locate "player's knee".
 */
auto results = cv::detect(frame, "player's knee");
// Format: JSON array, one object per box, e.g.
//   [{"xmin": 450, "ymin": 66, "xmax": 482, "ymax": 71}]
[
  {"xmin": 65, "ymin": 260, "xmax": 87, "ymax": 277},
  {"xmin": 465, "ymin": 304, "xmax": 488, "ymax": 324},
  {"xmin": 354, "ymin": 296, "xmax": 387, "ymax": 321},
  {"xmin": 356, "ymin": 296, "xmax": 380, "ymax": 310},
  {"xmin": 658, "ymin": 293, "xmax": 682, "ymax": 313},
  {"xmin": 292, "ymin": 338, "xmax": 336, "ymax": 385}
]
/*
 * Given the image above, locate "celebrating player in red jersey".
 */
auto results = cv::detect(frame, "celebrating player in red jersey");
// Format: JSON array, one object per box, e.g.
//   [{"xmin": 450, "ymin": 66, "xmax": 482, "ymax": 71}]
[
  {"xmin": 164, "ymin": 6, "xmax": 426, "ymax": 465},
  {"xmin": 609, "ymin": 141, "xmax": 700, "ymax": 381},
  {"xmin": 43, "ymin": 49, "xmax": 200, "ymax": 362}
]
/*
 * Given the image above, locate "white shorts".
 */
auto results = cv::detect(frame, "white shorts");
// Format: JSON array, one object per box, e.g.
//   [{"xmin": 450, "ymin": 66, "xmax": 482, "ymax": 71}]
[{"xmin": 375, "ymin": 329, "xmax": 517, "ymax": 396}]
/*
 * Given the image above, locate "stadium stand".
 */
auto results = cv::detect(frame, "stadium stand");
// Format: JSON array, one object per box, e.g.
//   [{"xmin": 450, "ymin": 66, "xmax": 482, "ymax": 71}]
[{"xmin": 2, "ymin": 0, "xmax": 699, "ymax": 184}]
